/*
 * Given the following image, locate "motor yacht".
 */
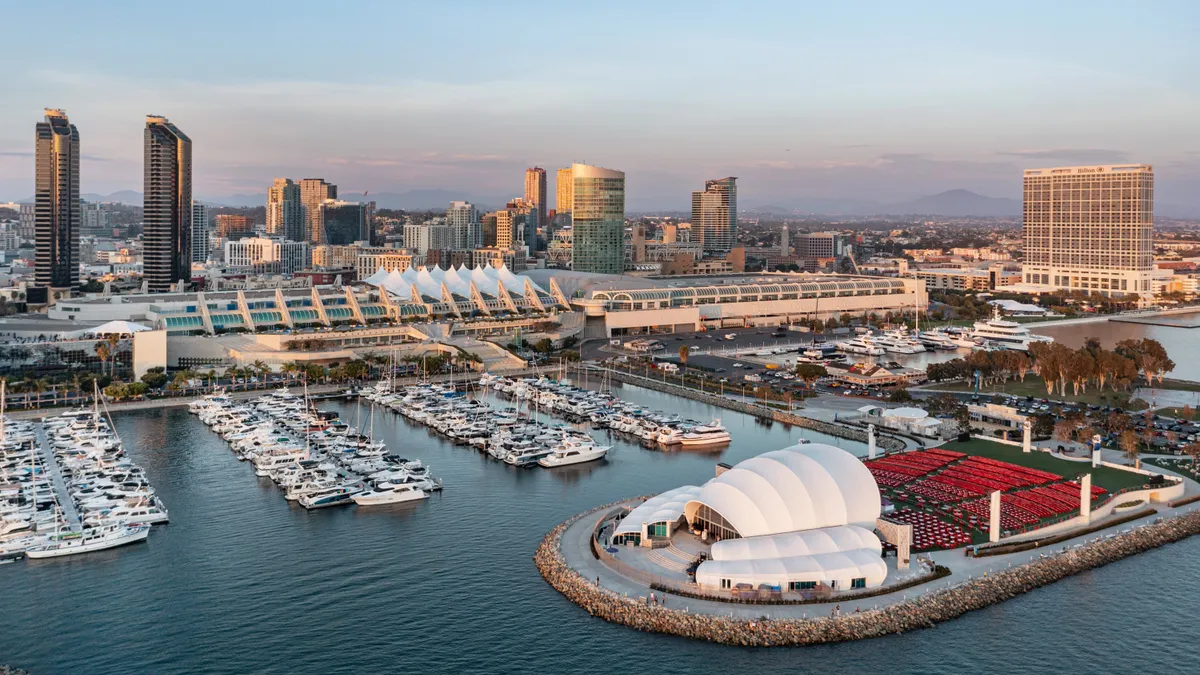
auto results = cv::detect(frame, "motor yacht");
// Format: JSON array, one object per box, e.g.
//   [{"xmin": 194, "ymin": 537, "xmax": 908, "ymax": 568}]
[
  {"xmin": 968, "ymin": 306, "xmax": 1054, "ymax": 351},
  {"xmin": 679, "ymin": 420, "xmax": 732, "ymax": 447},
  {"xmin": 836, "ymin": 336, "xmax": 886, "ymax": 356}
]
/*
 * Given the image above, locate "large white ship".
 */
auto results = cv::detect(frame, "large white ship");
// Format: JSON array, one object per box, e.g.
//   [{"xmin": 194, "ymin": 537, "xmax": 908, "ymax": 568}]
[{"xmin": 968, "ymin": 307, "xmax": 1054, "ymax": 351}]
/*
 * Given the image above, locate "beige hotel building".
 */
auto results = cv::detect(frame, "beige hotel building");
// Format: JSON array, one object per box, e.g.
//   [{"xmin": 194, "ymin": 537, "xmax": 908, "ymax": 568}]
[{"xmin": 1021, "ymin": 164, "xmax": 1153, "ymax": 299}]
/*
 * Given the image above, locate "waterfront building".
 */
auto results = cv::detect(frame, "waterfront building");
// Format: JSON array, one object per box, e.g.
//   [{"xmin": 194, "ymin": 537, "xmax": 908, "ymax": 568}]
[
  {"xmin": 570, "ymin": 163, "xmax": 625, "ymax": 274},
  {"xmin": 576, "ymin": 273, "xmax": 926, "ymax": 337},
  {"xmin": 611, "ymin": 445, "xmax": 887, "ymax": 591},
  {"xmin": 524, "ymin": 167, "xmax": 547, "ymax": 231},
  {"xmin": 143, "ymin": 115, "xmax": 192, "ymax": 293},
  {"xmin": 1021, "ymin": 164, "xmax": 1154, "ymax": 299},
  {"xmin": 224, "ymin": 237, "xmax": 310, "ymax": 275},
  {"xmin": 191, "ymin": 202, "xmax": 212, "ymax": 263},
  {"xmin": 48, "ymin": 264, "xmax": 569, "ymax": 338},
  {"xmin": 447, "ymin": 201, "xmax": 482, "ymax": 250},
  {"xmin": 299, "ymin": 178, "xmax": 337, "ymax": 244},
  {"xmin": 319, "ymin": 199, "xmax": 368, "ymax": 245},
  {"xmin": 691, "ymin": 177, "xmax": 737, "ymax": 255},
  {"xmin": 267, "ymin": 178, "xmax": 304, "ymax": 241},
  {"xmin": 34, "ymin": 108, "xmax": 80, "ymax": 303}
]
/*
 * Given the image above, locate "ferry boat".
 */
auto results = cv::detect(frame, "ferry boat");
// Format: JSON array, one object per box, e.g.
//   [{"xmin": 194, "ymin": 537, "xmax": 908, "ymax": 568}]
[
  {"xmin": 968, "ymin": 306, "xmax": 1054, "ymax": 351},
  {"xmin": 836, "ymin": 336, "xmax": 886, "ymax": 356}
]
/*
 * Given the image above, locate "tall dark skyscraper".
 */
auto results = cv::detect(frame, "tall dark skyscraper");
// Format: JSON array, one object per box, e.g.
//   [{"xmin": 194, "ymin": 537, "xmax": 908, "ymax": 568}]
[
  {"xmin": 143, "ymin": 115, "xmax": 192, "ymax": 293},
  {"xmin": 34, "ymin": 109, "xmax": 80, "ymax": 300},
  {"xmin": 691, "ymin": 177, "xmax": 738, "ymax": 254}
]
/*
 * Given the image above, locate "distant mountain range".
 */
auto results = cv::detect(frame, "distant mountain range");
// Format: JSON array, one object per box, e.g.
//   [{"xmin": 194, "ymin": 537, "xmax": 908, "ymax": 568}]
[
  {"xmin": 18, "ymin": 187, "xmax": 1197, "ymax": 218},
  {"xmin": 746, "ymin": 190, "xmax": 1022, "ymax": 218}
]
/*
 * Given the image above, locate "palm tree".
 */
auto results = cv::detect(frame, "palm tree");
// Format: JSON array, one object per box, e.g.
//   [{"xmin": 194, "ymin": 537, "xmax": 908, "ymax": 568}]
[
  {"xmin": 94, "ymin": 342, "xmax": 111, "ymax": 377},
  {"xmin": 280, "ymin": 362, "xmax": 298, "ymax": 382},
  {"xmin": 32, "ymin": 379, "xmax": 48, "ymax": 409},
  {"xmin": 106, "ymin": 334, "xmax": 121, "ymax": 376},
  {"xmin": 206, "ymin": 369, "xmax": 217, "ymax": 390},
  {"xmin": 252, "ymin": 360, "xmax": 270, "ymax": 387}
]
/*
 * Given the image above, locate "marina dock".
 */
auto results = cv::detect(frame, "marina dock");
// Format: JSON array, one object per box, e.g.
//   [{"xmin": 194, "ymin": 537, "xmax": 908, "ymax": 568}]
[{"xmin": 34, "ymin": 424, "xmax": 81, "ymax": 532}]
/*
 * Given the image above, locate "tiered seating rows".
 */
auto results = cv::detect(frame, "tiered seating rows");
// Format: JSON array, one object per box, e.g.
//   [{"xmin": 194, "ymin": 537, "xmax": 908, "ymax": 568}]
[
  {"xmin": 866, "ymin": 449, "xmax": 967, "ymax": 489},
  {"xmin": 888, "ymin": 508, "xmax": 973, "ymax": 551}
]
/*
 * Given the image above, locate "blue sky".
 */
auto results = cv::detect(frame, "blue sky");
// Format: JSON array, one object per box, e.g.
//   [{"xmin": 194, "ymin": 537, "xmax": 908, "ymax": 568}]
[{"xmin": 3, "ymin": 0, "xmax": 1199, "ymax": 211}]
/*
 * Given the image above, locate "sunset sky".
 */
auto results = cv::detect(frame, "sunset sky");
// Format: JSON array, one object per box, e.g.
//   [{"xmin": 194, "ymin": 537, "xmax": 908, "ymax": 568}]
[{"xmin": 3, "ymin": 0, "xmax": 1198, "ymax": 210}]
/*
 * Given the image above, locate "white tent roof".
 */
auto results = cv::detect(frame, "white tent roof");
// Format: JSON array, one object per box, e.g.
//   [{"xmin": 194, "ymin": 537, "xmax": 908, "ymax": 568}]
[
  {"xmin": 709, "ymin": 525, "xmax": 881, "ymax": 561},
  {"xmin": 362, "ymin": 267, "xmax": 390, "ymax": 285},
  {"xmin": 613, "ymin": 485, "xmax": 703, "ymax": 537},
  {"xmin": 882, "ymin": 407, "xmax": 929, "ymax": 421},
  {"xmin": 470, "ymin": 264, "xmax": 500, "ymax": 296},
  {"xmin": 694, "ymin": 547, "xmax": 888, "ymax": 589},
  {"xmin": 684, "ymin": 443, "xmax": 881, "ymax": 538},
  {"xmin": 87, "ymin": 320, "xmax": 152, "ymax": 335},
  {"xmin": 442, "ymin": 265, "xmax": 472, "ymax": 298},
  {"xmin": 428, "ymin": 265, "xmax": 447, "ymax": 282},
  {"xmin": 413, "ymin": 267, "xmax": 443, "ymax": 299}
]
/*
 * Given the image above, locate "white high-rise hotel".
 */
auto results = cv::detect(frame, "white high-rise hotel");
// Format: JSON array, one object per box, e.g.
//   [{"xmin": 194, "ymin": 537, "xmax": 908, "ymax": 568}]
[{"xmin": 1021, "ymin": 164, "xmax": 1153, "ymax": 299}]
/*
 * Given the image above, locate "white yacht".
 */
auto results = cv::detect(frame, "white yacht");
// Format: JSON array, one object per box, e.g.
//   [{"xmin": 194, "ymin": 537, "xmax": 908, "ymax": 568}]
[
  {"xmin": 917, "ymin": 329, "xmax": 963, "ymax": 351},
  {"xmin": 352, "ymin": 481, "xmax": 429, "ymax": 505},
  {"xmin": 679, "ymin": 420, "xmax": 732, "ymax": 447},
  {"xmin": 836, "ymin": 336, "xmax": 886, "ymax": 356},
  {"xmin": 968, "ymin": 306, "xmax": 1054, "ymax": 351},
  {"xmin": 875, "ymin": 329, "xmax": 926, "ymax": 354},
  {"xmin": 537, "ymin": 444, "xmax": 609, "ymax": 467},
  {"xmin": 25, "ymin": 523, "xmax": 150, "ymax": 559}
]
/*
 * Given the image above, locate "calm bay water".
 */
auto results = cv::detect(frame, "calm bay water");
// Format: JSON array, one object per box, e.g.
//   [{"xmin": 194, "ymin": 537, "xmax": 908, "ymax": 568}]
[{"xmin": 1, "ymin": 383, "xmax": 1198, "ymax": 674}]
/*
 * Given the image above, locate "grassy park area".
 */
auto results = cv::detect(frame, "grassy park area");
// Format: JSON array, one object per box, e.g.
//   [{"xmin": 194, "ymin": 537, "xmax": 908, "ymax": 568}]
[
  {"xmin": 939, "ymin": 438, "xmax": 1150, "ymax": 493},
  {"xmin": 925, "ymin": 378, "xmax": 1148, "ymax": 411}
]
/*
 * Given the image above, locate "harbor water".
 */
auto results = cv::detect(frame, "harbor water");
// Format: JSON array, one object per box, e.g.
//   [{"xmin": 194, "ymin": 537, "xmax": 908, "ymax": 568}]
[{"xmin": 1, "ymin": 382, "xmax": 1198, "ymax": 674}]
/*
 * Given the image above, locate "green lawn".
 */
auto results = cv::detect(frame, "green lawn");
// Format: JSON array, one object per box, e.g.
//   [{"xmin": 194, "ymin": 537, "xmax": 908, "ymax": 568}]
[
  {"xmin": 928, "ymin": 378, "xmax": 1148, "ymax": 411},
  {"xmin": 940, "ymin": 438, "xmax": 1150, "ymax": 493},
  {"xmin": 1159, "ymin": 406, "xmax": 1200, "ymax": 421}
]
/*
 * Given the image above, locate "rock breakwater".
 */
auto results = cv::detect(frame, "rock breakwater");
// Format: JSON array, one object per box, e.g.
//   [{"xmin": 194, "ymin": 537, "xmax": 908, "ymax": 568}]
[{"xmin": 535, "ymin": 503, "xmax": 1200, "ymax": 646}]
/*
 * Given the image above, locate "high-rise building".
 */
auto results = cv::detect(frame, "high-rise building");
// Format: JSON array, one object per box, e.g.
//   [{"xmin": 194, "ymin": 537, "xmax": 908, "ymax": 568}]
[
  {"xmin": 34, "ymin": 109, "xmax": 80, "ymax": 299},
  {"xmin": 780, "ymin": 224, "xmax": 790, "ymax": 257},
  {"xmin": 298, "ymin": 178, "xmax": 337, "ymax": 244},
  {"xmin": 493, "ymin": 209, "xmax": 517, "ymax": 250},
  {"xmin": 318, "ymin": 200, "xmax": 368, "ymax": 245},
  {"xmin": 144, "ymin": 116, "xmax": 193, "ymax": 292},
  {"xmin": 570, "ymin": 163, "xmax": 625, "ymax": 274},
  {"xmin": 267, "ymin": 178, "xmax": 303, "ymax": 241},
  {"xmin": 556, "ymin": 167, "xmax": 573, "ymax": 214},
  {"xmin": 214, "ymin": 214, "xmax": 254, "ymax": 239},
  {"xmin": 691, "ymin": 177, "xmax": 737, "ymax": 255},
  {"xmin": 447, "ymin": 201, "xmax": 482, "ymax": 250},
  {"xmin": 191, "ymin": 202, "xmax": 212, "ymax": 263},
  {"xmin": 505, "ymin": 197, "xmax": 539, "ymax": 251},
  {"xmin": 524, "ymin": 167, "xmax": 547, "ymax": 231},
  {"xmin": 1022, "ymin": 164, "xmax": 1154, "ymax": 298}
]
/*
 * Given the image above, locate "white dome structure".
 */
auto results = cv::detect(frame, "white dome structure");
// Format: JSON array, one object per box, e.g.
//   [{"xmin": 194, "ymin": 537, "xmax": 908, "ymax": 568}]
[
  {"xmin": 612, "ymin": 443, "xmax": 889, "ymax": 593},
  {"xmin": 683, "ymin": 444, "xmax": 881, "ymax": 540}
]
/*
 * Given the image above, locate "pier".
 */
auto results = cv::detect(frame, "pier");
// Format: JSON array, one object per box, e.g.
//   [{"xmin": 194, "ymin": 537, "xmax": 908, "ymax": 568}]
[{"xmin": 34, "ymin": 423, "xmax": 81, "ymax": 533}]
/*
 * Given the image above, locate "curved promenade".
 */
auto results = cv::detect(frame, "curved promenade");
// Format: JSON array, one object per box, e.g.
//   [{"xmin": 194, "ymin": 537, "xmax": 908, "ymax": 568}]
[{"xmin": 535, "ymin": 501, "xmax": 1200, "ymax": 646}]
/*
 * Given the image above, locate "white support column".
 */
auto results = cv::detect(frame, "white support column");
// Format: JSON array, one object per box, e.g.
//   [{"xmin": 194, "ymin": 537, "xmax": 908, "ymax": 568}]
[
  {"xmin": 1022, "ymin": 419, "xmax": 1032, "ymax": 453},
  {"xmin": 989, "ymin": 490, "xmax": 1001, "ymax": 543},
  {"xmin": 1080, "ymin": 474, "xmax": 1092, "ymax": 521},
  {"xmin": 1091, "ymin": 435, "xmax": 1103, "ymax": 468},
  {"xmin": 867, "ymin": 424, "xmax": 877, "ymax": 459}
]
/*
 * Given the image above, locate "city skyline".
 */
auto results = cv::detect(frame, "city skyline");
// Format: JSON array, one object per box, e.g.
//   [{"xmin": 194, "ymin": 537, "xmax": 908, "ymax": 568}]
[{"xmin": 2, "ymin": 2, "xmax": 1199, "ymax": 212}]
